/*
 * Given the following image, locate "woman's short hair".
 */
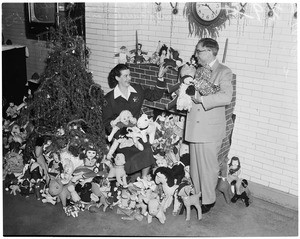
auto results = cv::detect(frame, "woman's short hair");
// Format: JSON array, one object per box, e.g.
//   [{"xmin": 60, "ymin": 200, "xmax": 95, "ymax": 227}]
[
  {"xmin": 108, "ymin": 64, "xmax": 129, "ymax": 88},
  {"xmin": 198, "ymin": 38, "xmax": 219, "ymax": 56}
]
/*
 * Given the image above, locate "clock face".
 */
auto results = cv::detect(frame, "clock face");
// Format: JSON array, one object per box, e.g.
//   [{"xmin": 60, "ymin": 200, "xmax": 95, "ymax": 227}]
[{"xmin": 195, "ymin": 2, "xmax": 222, "ymax": 22}]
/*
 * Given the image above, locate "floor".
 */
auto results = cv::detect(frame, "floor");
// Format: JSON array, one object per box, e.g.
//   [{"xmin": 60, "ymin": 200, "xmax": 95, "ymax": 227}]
[{"xmin": 2, "ymin": 188, "xmax": 298, "ymax": 237}]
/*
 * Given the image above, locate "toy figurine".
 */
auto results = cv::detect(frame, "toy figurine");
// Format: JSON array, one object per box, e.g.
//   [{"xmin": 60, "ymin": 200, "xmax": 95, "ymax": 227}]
[
  {"xmin": 217, "ymin": 160, "xmax": 233, "ymax": 204},
  {"xmin": 107, "ymin": 153, "xmax": 128, "ymax": 188},
  {"xmin": 107, "ymin": 110, "xmax": 137, "ymax": 142},
  {"xmin": 227, "ymin": 156, "xmax": 241, "ymax": 193},
  {"xmin": 82, "ymin": 145, "xmax": 99, "ymax": 169},
  {"xmin": 154, "ymin": 167, "xmax": 179, "ymax": 213},
  {"xmin": 6, "ymin": 102, "xmax": 19, "ymax": 119},
  {"xmin": 115, "ymin": 46, "xmax": 130, "ymax": 64},
  {"xmin": 158, "ymin": 44, "xmax": 168, "ymax": 66},
  {"xmin": 177, "ymin": 183, "xmax": 202, "ymax": 221},
  {"xmin": 231, "ymin": 179, "xmax": 251, "ymax": 207}
]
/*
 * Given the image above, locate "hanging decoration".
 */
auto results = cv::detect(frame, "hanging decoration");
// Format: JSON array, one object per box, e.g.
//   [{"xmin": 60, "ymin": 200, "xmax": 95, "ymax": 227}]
[
  {"xmin": 266, "ymin": 3, "xmax": 277, "ymax": 18},
  {"xmin": 239, "ymin": 3, "xmax": 247, "ymax": 18},
  {"xmin": 183, "ymin": 2, "xmax": 232, "ymax": 39},
  {"xmin": 170, "ymin": 2, "xmax": 178, "ymax": 15},
  {"xmin": 155, "ymin": 2, "xmax": 161, "ymax": 12},
  {"xmin": 293, "ymin": 3, "xmax": 297, "ymax": 19}
]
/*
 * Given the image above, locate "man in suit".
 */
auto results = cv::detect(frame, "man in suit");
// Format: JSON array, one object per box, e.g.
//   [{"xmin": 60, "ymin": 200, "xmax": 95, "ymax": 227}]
[{"xmin": 185, "ymin": 38, "xmax": 233, "ymax": 213}]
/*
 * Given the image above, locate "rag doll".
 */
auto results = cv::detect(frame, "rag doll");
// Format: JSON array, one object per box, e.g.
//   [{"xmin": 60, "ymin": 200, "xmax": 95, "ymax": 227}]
[{"xmin": 107, "ymin": 110, "xmax": 137, "ymax": 142}]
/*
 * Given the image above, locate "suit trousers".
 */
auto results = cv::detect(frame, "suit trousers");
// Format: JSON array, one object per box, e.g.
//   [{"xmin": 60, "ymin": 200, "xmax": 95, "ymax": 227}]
[{"xmin": 190, "ymin": 140, "xmax": 222, "ymax": 205}]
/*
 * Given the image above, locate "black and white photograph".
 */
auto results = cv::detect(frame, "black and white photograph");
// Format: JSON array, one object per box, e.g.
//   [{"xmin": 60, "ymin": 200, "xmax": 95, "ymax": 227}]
[{"xmin": 1, "ymin": 1, "xmax": 298, "ymax": 237}]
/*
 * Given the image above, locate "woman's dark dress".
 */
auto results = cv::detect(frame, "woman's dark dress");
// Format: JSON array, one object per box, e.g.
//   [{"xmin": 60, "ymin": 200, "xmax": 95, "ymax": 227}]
[{"xmin": 103, "ymin": 81, "xmax": 165, "ymax": 174}]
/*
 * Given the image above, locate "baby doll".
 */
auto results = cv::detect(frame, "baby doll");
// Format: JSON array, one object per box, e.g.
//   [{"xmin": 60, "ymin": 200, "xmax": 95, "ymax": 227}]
[
  {"xmin": 107, "ymin": 153, "xmax": 128, "ymax": 188},
  {"xmin": 227, "ymin": 156, "xmax": 241, "ymax": 193},
  {"xmin": 107, "ymin": 110, "xmax": 137, "ymax": 142}
]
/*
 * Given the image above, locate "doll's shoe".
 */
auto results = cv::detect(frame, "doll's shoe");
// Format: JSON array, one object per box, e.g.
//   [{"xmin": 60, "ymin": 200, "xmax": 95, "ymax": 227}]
[{"xmin": 201, "ymin": 202, "xmax": 215, "ymax": 214}]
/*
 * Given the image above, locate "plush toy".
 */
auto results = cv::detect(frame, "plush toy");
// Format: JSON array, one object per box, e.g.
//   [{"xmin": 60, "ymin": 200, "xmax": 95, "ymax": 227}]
[
  {"xmin": 166, "ymin": 63, "xmax": 196, "ymax": 112},
  {"xmin": 176, "ymin": 182, "xmax": 202, "ymax": 221},
  {"xmin": 163, "ymin": 47, "xmax": 182, "ymax": 70},
  {"xmin": 231, "ymin": 179, "xmax": 251, "ymax": 207},
  {"xmin": 59, "ymin": 148, "xmax": 84, "ymax": 184},
  {"xmin": 3, "ymin": 150, "xmax": 25, "ymax": 176},
  {"xmin": 10, "ymin": 184, "xmax": 21, "ymax": 196},
  {"xmin": 137, "ymin": 114, "xmax": 159, "ymax": 144},
  {"xmin": 125, "ymin": 126, "xmax": 144, "ymax": 151},
  {"xmin": 4, "ymin": 172, "xmax": 18, "ymax": 191},
  {"xmin": 107, "ymin": 110, "xmax": 137, "ymax": 142},
  {"xmin": 6, "ymin": 102, "xmax": 19, "ymax": 119},
  {"xmin": 217, "ymin": 160, "xmax": 233, "ymax": 203},
  {"xmin": 48, "ymin": 176, "xmax": 80, "ymax": 207},
  {"xmin": 154, "ymin": 167, "xmax": 179, "ymax": 213},
  {"xmin": 107, "ymin": 153, "xmax": 128, "ymax": 188},
  {"xmin": 91, "ymin": 176, "xmax": 110, "ymax": 212},
  {"xmin": 144, "ymin": 192, "xmax": 166, "ymax": 224},
  {"xmin": 115, "ymin": 46, "xmax": 131, "ymax": 64},
  {"xmin": 75, "ymin": 182, "xmax": 99, "ymax": 203},
  {"xmin": 41, "ymin": 188, "xmax": 57, "ymax": 205}
]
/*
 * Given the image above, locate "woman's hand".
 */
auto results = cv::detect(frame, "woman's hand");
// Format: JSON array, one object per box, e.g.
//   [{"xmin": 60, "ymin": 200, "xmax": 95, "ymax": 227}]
[{"xmin": 158, "ymin": 65, "xmax": 169, "ymax": 79}]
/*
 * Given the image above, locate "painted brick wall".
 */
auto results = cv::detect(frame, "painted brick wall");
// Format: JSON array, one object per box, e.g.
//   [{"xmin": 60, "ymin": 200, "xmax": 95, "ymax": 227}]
[
  {"xmin": 85, "ymin": 3, "xmax": 297, "ymax": 196},
  {"xmin": 2, "ymin": 3, "xmax": 49, "ymax": 80}
]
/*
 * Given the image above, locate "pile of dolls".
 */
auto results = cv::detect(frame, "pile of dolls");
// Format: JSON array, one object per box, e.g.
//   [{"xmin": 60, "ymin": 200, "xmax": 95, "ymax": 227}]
[{"xmin": 3, "ymin": 106, "xmax": 251, "ymax": 223}]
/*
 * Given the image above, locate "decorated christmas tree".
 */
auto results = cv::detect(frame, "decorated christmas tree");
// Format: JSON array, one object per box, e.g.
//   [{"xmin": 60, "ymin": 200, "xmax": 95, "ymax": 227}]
[{"xmin": 23, "ymin": 8, "xmax": 107, "ymax": 158}]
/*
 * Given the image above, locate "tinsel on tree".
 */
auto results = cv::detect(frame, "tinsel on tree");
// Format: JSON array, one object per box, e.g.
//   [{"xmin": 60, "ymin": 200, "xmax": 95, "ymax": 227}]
[{"xmin": 23, "ymin": 8, "xmax": 107, "ymax": 158}]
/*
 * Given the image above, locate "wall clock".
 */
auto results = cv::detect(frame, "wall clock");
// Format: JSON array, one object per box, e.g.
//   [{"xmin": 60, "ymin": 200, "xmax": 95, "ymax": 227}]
[{"xmin": 184, "ymin": 2, "xmax": 231, "ymax": 38}]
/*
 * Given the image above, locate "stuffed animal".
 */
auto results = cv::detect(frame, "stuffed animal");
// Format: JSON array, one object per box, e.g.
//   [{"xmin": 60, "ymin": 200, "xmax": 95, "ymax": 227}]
[
  {"xmin": 126, "ymin": 126, "xmax": 144, "ymax": 151},
  {"xmin": 144, "ymin": 192, "xmax": 166, "ymax": 224},
  {"xmin": 41, "ymin": 188, "xmax": 57, "ymax": 205},
  {"xmin": 107, "ymin": 110, "xmax": 137, "ymax": 142},
  {"xmin": 10, "ymin": 184, "xmax": 21, "ymax": 196},
  {"xmin": 217, "ymin": 160, "xmax": 233, "ymax": 203},
  {"xmin": 48, "ymin": 177, "xmax": 80, "ymax": 207},
  {"xmin": 154, "ymin": 167, "xmax": 179, "ymax": 213},
  {"xmin": 137, "ymin": 114, "xmax": 159, "ymax": 144},
  {"xmin": 91, "ymin": 176, "xmax": 110, "ymax": 212},
  {"xmin": 176, "ymin": 183, "xmax": 202, "ymax": 221},
  {"xmin": 75, "ymin": 182, "xmax": 99, "ymax": 203},
  {"xmin": 6, "ymin": 102, "xmax": 19, "ymax": 119},
  {"xmin": 107, "ymin": 153, "xmax": 128, "ymax": 188},
  {"xmin": 231, "ymin": 179, "xmax": 251, "ymax": 207},
  {"xmin": 166, "ymin": 63, "xmax": 196, "ymax": 112}
]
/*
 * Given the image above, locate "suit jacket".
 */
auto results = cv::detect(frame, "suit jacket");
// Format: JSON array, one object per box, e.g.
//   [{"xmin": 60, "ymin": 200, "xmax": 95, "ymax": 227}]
[{"xmin": 185, "ymin": 60, "xmax": 233, "ymax": 143}]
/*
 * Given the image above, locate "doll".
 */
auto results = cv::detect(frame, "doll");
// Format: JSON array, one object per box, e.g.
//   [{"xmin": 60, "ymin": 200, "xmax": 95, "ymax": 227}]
[
  {"xmin": 115, "ymin": 46, "xmax": 130, "ymax": 64},
  {"xmin": 6, "ymin": 102, "xmax": 19, "ymax": 119},
  {"xmin": 82, "ymin": 145, "xmax": 99, "ymax": 169},
  {"xmin": 107, "ymin": 153, "xmax": 128, "ymax": 188},
  {"xmin": 227, "ymin": 156, "xmax": 241, "ymax": 193},
  {"xmin": 48, "ymin": 152, "xmax": 63, "ymax": 176},
  {"xmin": 107, "ymin": 110, "xmax": 137, "ymax": 142},
  {"xmin": 158, "ymin": 44, "xmax": 168, "ymax": 66}
]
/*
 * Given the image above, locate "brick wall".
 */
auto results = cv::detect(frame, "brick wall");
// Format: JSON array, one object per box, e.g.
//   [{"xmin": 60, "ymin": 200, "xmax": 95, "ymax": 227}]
[{"xmin": 85, "ymin": 3, "xmax": 297, "ymax": 197}]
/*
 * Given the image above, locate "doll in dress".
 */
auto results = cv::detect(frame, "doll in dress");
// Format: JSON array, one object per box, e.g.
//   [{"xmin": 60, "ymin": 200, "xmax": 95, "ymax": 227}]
[{"xmin": 227, "ymin": 156, "xmax": 241, "ymax": 193}]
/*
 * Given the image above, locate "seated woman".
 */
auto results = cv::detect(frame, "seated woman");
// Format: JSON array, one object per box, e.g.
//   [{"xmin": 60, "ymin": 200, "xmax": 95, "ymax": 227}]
[{"xmin": 103, "ymin": 63, "xmax": 167, "ymax": 179}]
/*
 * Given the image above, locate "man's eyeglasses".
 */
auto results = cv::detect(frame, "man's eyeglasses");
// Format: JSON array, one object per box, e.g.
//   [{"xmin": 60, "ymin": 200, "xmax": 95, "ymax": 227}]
[{"xmin": 196, "ymin": 49, "xmax": 209, "ymax": 54}]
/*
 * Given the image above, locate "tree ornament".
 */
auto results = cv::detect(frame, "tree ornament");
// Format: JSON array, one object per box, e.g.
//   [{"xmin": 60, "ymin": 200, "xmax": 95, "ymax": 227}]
[
  {"xmin": 170, "ymin": 2, "xmax": 178, "ymax": 15},
  {"xmin": 155, "ymin": 2, "xmax": 161, "ymax": 12},
  {"xmin": 267, "ymin": 3, "xmax": 277, "ymax": 18},
  {"xmin": 294, "ymin": 3, "xmax": 297, "ymax": 19}
]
